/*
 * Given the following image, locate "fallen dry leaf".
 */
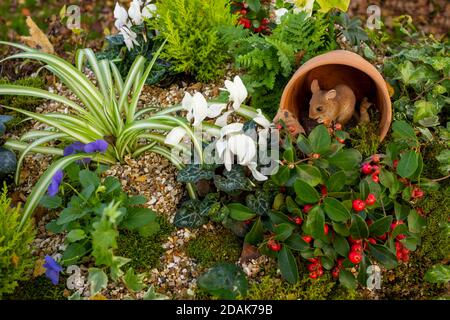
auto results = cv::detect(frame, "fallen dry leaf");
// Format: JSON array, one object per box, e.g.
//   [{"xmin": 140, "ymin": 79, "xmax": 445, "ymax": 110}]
[
  {"xmin": 89, "ymin": 293, "xmax": 107, "ymax": 300},
  {"xmin": 33, "ymin": 258, "xmax": 46, "ymax": 278},
  {"xmin": 11, "ymin": 253, "xmax": 20, "ymax": 267},
  {"xmin": 20, "ymin": 16, "xmax": 55, "ymax": 54}
]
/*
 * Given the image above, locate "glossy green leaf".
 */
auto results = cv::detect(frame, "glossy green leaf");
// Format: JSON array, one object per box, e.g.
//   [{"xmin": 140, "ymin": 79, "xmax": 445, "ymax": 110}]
[
  {"xmin": 323, "ymin": 198, "xmax": 351, "ymax": 222},
  {"xmin": 278, "ymin": 246, "xmax": 299, "ymax": 284}
]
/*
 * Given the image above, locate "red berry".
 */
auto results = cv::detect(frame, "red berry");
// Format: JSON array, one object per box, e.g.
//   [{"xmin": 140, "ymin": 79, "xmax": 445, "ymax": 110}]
[
  {"xmin": 365, "ymin": 193, "xmax": 376, "ymax": 206},
  {"xmin": 396, "ymin": 251, "xmax": 403, "ymax": 260},
  {"xmin": 321, "ymin": 185, "xmax": 328, "ymax": 196},
  {"xmin": 348, "ymin": 251, "xmax": 362, "ymax": 264},
  {"xmin": 396, "ymin": 234, "xmax": 406, "ymax": 240},
  {"xmin": 412, "ymin": 187, "xmax": 424, "ymax": 199},
  {"xmin": 331, "ymin": 267, "xmax": 340, "ymax": 279},
  {"xmin": 334, "ymin": 123, "xmax": 342, "ymax": 130},
  {"xmin": 261, "ymin": 18, "xmax": 269, "ymax": 25},
  {"xmin": 368, "ymin": 238, "xmax": 377, "ymax": 245},
  {"xmin": 378, "ymin": 233, "xmax": 387, "ymax": 240},
  {"xmin": 352, "ymin": 199, "xmax": 366, "ymax": 212},
  {"xmin": 312, "ymin": 153, "xmax": 321, "ymax": 159},
  {"xmin": 307, "ymin": 263, "xmax": 319, "ymax": 272},
  {"xmin": 393, "ymin": 160, "xmax": 399, "ymax": 169},
  {"xmin": 240, "ymin": 9, "xmax": 248, "ymax": 15},
  {"xmin": 302, "ymin": 235, "xmax": 313, "ymax": 243},
  {"xmin": 324, "ymin": 224, "xmax": 329, "ymax": 235},
  {"xmin": 391, "ymin": 220, "xmax": 404, "ymax": 230},
  {"xmin": 361, "ymin": 163, "xmax": 373, "ymax": 175},
  {"xmin": 337, "ymin": 138, "xmax": 346, "ymax": 144},
  {"xmin": 402, "ymin": 247, "xmax": 410, "ymax": 255},
  {"xmin": 276, "ymin": 123, "xmax": 283, "ymax": 130},
  {"xmin": 303, "ymin": 205, "xmax": 313, "ymax": 213},
  {"xmin": 337, "ymin": 258, "xmax": 344, "ymax": 266},
  {"xmin": 238, "ymin": 17, "xmax": 251, "ymax": 29},
  {"xmin": 372, "ymin": 154, "xmax": 380, "ymax": 163},
  {"xmin": 317, "ymin": 268, "xmax": 324, "ymax": 276},
  {"xmin": 348, "ymin": 236, "xmax": 362, "ymax": 245},
  {"xmin": 293, "ymin": 216, "xmax": 303, "ymax": 225},
  {"xmin": 372, "ymin": 165, "xmax": 380, "ymax": 175},
  {"xmin": 309, "ymin": 271, "xmax": 318, "ymax": 279},
  {"xmin": 371, "ymin": 174, "xmax": 380, "ymax": 183},
  {"xmin": 267, "ymin": 239, "xmax": 282, "ymax": 252},
  {"xmin": 351, "ymin": 243, "xmax": 363, "ymax": 253},
  {"xmin": 244, "ymin": 219, "xmax": 253, "ymax": 225},
  {"xmin": 416, "ymin": 207, "xmax": 425, "ymax": 216},
  {"xmin": 307, "ymin": 258, "xmax": 319, "ymax": 263}
]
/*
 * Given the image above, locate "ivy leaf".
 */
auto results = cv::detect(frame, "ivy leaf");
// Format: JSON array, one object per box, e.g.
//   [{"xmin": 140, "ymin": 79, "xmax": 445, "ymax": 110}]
[
  {"xmin": 294, "ymin": 180, "xmax": 320, "ymax": 203},
  {"xmin": 143, "ymin": 285, "xmax": 169, "ymax": 300},
  {"xmin": 397, "ymin": 151, "xmax": 419, "ymax": 178},
  {"xmin": 323, "ymin": 198, "xmax": 351, "ymax": 222},
  {"xmin": 392, "ymin": 121, "xmax": 417, "ymax": 141},
  {"xmin": 88, "ymin": 268, "xmax": 108, "ymax": 295},
  {"xmin": 197, "ymin": 263, "xmax": 248, "ymax": 299},
  {"xmin": 123, "ymin": 268, "xmax": 145, "ymax": 292},
  {"xmin": 67, "ymin": 229, "xmax": 86, "ymax": 243},
  {"xmin": 278, "ymin": 246, "xmax": 299, "ymax": 284}
]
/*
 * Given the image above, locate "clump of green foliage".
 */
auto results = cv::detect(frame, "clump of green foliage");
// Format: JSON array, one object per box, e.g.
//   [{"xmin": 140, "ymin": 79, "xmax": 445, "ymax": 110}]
[
  {"xmin": 0, "ymin": 184, "xmax": 35, "ymax": 298},
  {"xmin": 350, "ymin": 121, "xmax": 381, "ymax": 158},
  {"xmin": 186, "ymin": 226, "xmax": 241, "ymax": 268},
  {"xmin": 383, "ymin": 39, "xmax": 449, "ymax": 127},
  {"xmin": 150, "ymin": 0, "xmax": 236, "ymax": 82},
  {"xmin": 417, "ymin": 185, "xmax": 450, "ymax": 262},
  {"xmin": 242, "ymin": 274, "xmax": 359, "ymax": 300},
  {"xmin": 5, "ymin": 275, "xmax": 67, "ymax": 300},
  {"xmin": 117, "ymin": 216, "xmax": 174, "ymax": 271},
  {"xmin": 0, "ymin": 76, "xmax": 45, "ymax": 129},
  {"xmin": 227, "ymin": 12, "xmax": 337, "ymax": 116}
]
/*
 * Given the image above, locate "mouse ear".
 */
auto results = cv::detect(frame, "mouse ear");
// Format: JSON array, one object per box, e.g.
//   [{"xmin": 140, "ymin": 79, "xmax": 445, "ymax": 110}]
[
  {"xmin": 325, "ymin": 89, "xmax": 337, "ymax": 100},
  {"xmin": 311, "ymin": 79, "xmax": 320, "ymax": 93}
]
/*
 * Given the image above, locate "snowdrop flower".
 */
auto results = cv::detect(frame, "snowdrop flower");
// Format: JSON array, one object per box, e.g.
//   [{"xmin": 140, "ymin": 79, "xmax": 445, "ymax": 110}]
[
  {"xmin": 274, "ymin": 8, "xmax": 289, "ymax": 24},
  {"xmin": 128, "ymin": 0, "xmax": 143, "ymax": 25},
  {"xmin": 114, "ymin": 3, "xmax": 129, "ymax": 30},
  {"xmin": 224, "ymin": 76, "xmax": 248, "ymax": 111},
  {"xmin": 142, "ymin": 2, "xmax": 157, "ymax": 19}
]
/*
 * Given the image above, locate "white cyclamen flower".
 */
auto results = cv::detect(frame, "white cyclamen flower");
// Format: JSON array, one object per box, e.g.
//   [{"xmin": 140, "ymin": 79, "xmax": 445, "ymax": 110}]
[
  {"xmin": 274, "ymin": 8, "xmax": 289, "ymax": 24},
  {"xmin": 120, "ymin": 27, "xmax": 139, "ymax": 51},
  {"xmin": 142, "ymin": 3, "xmax": 157, "ymax": 18},
  {"xmin": 224, "ymin": 76, "xmax": 248, "ymax": 111},
  {"xmin": 183, "ymin": 92, "xmax": 226, "ymax": 127},
  {"xmin": 253, "ymin": 109, "xmax": 271, "ymax": 129},
  {"xmin": 114, "ymin": 3, "xmax": 129, "ymax": 29},
  {"xmin": 128, "ymin": 0, "xmax": 144, "ymax": 25}
]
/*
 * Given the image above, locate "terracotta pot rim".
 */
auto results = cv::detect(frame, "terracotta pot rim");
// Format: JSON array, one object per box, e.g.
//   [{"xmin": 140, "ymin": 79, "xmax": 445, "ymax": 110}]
[{"xmin": 280, "ymin": 50, "xmax": 392, "ymax": 141}]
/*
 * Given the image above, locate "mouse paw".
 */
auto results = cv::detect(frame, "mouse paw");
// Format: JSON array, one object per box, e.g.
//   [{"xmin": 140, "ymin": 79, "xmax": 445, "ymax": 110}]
[
  {"xmin": 359, "ymin": 97, "xmax": 372, "ymax": 123},
  {"xmin": 275, "ymin": 110, "xmax": 305, "ymax": 136}
]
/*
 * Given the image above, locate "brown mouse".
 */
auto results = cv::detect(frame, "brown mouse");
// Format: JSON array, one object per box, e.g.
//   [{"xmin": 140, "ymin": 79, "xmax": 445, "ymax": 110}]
[{"xmin": 309, "ymin": 79, "xmax": 356, "ymax": 126}]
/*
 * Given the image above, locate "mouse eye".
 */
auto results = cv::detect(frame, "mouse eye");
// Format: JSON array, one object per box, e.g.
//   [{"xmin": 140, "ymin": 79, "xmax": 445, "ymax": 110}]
[{"xmin": 316, "ymin": 106, "xmax": 323, "ymax": 112}]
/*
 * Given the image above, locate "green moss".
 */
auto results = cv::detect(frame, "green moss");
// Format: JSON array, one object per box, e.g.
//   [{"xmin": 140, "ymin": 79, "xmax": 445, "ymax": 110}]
[
  {"xmin": 422, "ymin": 141, "xmax": 448, "ymax": 179},
  {"xmin": 350, "ymin": 121, "xmax": 381, "ymax": 158},
  {"xmin": 0, "ymin": 77, "xmax": 46, "ymax": 131},
  {"xmin": 116, "ymin": 216, "xmax": 175, "ymax": 272},
  {"xmin": 417, "ymin": 185, "xmax": 450, "ymax": 262},
  {"xmin": 186, "ymin": 226, "xmax": 241, "ymax": 269},
  {"xmin": 5, "ymin": 276, "xmax": 67, "ymax": 300},
  {"xmin": 376, "ymin": 254, "xmax": 445, "ymax": 300},
  {"xmin": 242, "ymin": 273, "xmax": 360, "ymax": 300}
]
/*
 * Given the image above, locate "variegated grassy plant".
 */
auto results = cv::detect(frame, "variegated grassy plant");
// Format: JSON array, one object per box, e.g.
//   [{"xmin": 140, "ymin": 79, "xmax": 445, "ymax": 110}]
[{"xmin": 0, "ymin": 42, "xmax": 263, "ymax": 229}]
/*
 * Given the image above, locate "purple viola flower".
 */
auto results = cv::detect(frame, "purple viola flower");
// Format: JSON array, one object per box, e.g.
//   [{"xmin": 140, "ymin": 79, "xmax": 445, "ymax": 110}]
[
  {"xmin": 47, "ymin": 169, "xmax": 64, "ymax": 196},
  {"xmin": 84, "ymin": 139, "xmax": 109, "ymax": 153},
  {"xmin": 43, "ymin": 255, "xmax": 63, "ymax": 285},
  {"xmin": 63, "ymin": 141, "xmax": 86, "ymax": 156}
]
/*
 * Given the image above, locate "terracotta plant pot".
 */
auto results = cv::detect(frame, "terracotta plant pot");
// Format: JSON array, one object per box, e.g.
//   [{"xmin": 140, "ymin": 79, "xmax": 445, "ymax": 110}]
[{"xmin": 277, "ymin": 50, "xmax": 392, "ymax": 141}]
